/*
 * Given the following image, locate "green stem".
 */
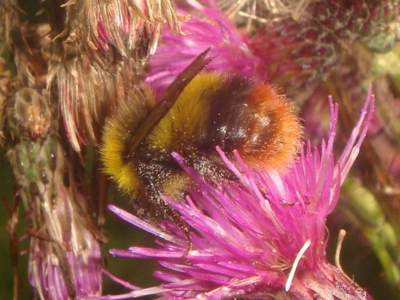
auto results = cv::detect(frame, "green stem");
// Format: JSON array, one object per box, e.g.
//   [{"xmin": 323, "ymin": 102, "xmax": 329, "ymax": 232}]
[{"xmin": 343, "ymin": 177, "xmax": 400, "ymax": 286}]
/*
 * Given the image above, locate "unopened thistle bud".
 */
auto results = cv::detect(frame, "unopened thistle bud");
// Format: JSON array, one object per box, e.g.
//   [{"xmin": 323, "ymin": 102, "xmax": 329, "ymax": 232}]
[{"xmin": 6, "ymin": 88, "xmax": 51, "ymax": 141}]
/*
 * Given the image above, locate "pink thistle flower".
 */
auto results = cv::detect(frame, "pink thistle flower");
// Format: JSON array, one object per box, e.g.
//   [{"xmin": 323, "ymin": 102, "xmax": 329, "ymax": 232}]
[
  {"xmin": 103, "ymin": 90, "xmax": 375, "ymax": 299},
  {"xmin": 29, "ymin": 229, "xmax": 102, "ymax": 300},
  {"xmin": 25, "ymin": 162, "xmax": 103, "ymax": 300},
  {"xmin": 147, "ymin": 3, "xmax": 262, "ymax": 97}
]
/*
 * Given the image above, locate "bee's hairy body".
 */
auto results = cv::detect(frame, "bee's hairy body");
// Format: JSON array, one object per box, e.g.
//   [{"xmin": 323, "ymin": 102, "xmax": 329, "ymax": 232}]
[{"xmin": 101, "ymin": 73, "xmax": 302, "ymax": 222}]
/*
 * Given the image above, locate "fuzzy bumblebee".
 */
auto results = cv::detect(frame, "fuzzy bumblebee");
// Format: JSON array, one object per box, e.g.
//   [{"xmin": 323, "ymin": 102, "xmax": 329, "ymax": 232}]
[{"xmin": 101, "ymin": 51, "xmax": 302, "ymax": 221}]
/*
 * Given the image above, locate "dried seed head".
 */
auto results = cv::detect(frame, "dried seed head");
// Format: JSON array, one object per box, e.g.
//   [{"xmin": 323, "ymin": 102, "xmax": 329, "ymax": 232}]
[
  {"xmin": 216, "ymin": 0, "xmax": 313, "ymax": 27},
  {"xmin": 63, "ymin": 0, "xmax": 181, "ymax": 63},
  {"xmin": 49, "ymin": 0, "xmax": 182, "ymax": 151},
  {"xmin": 49, "ymin": 57, "xmax": 144, "ymax": 152}
]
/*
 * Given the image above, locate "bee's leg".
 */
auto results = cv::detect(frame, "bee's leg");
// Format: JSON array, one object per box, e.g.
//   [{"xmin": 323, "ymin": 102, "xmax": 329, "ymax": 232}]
[
  {"xmin": 135, "ymin": 170, "xmax": 194, "ymax": 249},
  {"xmin": 166, "ymin": 204, "xmax": 193, "ymax": 254}
]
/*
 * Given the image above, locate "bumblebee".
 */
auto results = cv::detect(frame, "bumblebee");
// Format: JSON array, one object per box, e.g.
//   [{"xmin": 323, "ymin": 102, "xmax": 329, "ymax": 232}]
[{"xmin": 101, "ymin": 51, "xmax": 302, "ymax": 222}]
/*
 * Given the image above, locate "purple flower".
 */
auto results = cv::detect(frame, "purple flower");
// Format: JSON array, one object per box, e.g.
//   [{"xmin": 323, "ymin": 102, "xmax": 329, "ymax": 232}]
[
  {"xmin": 103, "ymin": 90, "xmax": 375, "ymax": 299},
  {"xmin": 29, "ymin": 234, "xmax": 102, "ymax": 300},
  {"xmin": 27, "ymin": 188, "xmax": 103, "ymax": 300},
  {"xmin": 147, "ymin": 3, "xmax": 262, "ymax": 98}
]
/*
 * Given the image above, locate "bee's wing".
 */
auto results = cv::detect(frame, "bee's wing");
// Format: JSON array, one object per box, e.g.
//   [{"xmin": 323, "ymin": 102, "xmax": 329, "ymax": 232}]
[{"xmin": 125, "ymin": 49, "xmax": 212, "ymax": 158}]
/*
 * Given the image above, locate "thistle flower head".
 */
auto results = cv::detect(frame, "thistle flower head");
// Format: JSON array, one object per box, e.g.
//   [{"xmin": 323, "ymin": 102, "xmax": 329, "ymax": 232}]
[
  {"xmin": 25, "ymin": 157, "xmax": 103, "ymax": 300},
  {"xmin": 51, "ymin": 0, "xmax": 181, "ymax": 152},
  {"xmin": 247, "ymin": 0, "xmax": 400, "ymax": 99},
  {"xmin": 49, "ymin": 56, "xmax": 117, "ymax": 152},
  {"xmin": 147, "ymin": 3, "xmax": 261, "ymax": 97},
  {"xmin": 105, "ymin": 90, "xmax": 375, "ymax": 299},
  {"xmin": 50, "ymin": 51, "xmax": 155, "ymax": 151},
  {"xmin": 64, "ymin": 0, "xmax": 181, "ymax": 61},
  {"xmin": 29, "ymin": 222, "xmax": 102, "ymax": 300}
]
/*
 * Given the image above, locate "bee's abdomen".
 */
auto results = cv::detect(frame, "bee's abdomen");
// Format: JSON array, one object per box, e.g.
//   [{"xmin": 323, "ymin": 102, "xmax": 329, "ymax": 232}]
[
  {"xmin": 206, "ymin": 76, "xmax": 253, "ymax": 152},
  {"xmin": 206, "ymin": 76, "xmax": 302, "ymax": 170}
]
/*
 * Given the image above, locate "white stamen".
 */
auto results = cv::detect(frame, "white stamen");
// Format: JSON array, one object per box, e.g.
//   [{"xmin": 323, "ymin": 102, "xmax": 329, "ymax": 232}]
[
  {"xmin": 335, "ymin": 229, "xmax": 346, "ymax": 272},
  {"xmin": 285, "ymin": 240, "xmax": 311, "ymax": 292}
]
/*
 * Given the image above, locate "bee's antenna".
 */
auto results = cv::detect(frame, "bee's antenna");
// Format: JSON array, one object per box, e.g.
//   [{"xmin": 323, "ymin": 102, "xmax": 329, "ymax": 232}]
[{"xmin": 125, "ymin": 48, "xmax": 212, "ymax": 159}]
